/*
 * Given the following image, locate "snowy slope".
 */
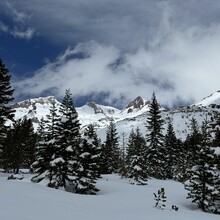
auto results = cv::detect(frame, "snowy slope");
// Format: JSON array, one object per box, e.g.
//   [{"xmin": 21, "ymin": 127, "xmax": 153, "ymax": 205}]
[
  {"xmin": 0, "ymin": 173, "xmax": 219, "ymax": 220},
  {"xmin": 194, "ymin": 90, "xmax": 220, "ymax": 106}
]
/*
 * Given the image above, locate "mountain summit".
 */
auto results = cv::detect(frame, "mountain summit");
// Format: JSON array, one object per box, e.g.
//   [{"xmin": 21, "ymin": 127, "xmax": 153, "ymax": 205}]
[{"xmin": 124, "ymin": 96, "xmax": 150, "ymax": 113}]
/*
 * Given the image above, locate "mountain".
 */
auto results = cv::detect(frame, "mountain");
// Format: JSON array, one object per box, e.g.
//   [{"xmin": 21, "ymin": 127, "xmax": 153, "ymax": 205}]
[
  {"xmin": 10, "ymin": 95, "xmax": 152, "ymax": 130},
  {"xmin": 194, "ymin": 90, "xmax": 220, "ymax": 107},
  {"xmin": 9, "ymin": 92, "xmax": 220, "ymax": 141}
]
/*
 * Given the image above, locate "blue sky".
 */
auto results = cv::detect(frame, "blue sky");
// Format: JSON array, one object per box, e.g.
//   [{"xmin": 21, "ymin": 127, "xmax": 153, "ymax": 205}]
[{"xmin": 1, "ymin": 0, "xmax": 220, "ymax": 108}]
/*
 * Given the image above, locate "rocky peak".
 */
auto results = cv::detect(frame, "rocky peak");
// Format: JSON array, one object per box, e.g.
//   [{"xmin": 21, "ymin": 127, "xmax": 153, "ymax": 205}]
[
  {"xmin": 86, "ymin": 102, "xmax": 103, "ymax": 114},
  {"xmin": 12, "ymin": 96, "xmax": 58, "ymax": 109},
  {"xmin": 126, "ymin": 96, "xmax": 150, "ymax": 113}
]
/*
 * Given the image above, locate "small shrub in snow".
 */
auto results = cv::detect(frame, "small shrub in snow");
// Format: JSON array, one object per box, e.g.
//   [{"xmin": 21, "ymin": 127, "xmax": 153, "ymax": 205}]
[
  {"xmin": 153, "ymin": 188, "xmax": 167, "ymax": 209},
  {"xmin": 171, "ymin": 205, "xmax": 179, "ymax": 211}
]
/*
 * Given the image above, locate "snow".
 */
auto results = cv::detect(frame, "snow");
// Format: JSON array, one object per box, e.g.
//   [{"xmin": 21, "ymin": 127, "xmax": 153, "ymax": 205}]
[
  {"xmin": 8, "ymin": 93, "xmax": 220, "ymax": 142},
  {"xmin": 195, "ymin": 91, "xmax": 220, "ymax": 106},
  {"xmin": 50, "ymin": 157, "xmax": 65, "ymax": 166},
  {"xmin": 0, "ymin": 173, "xmax": 219, "ymax": 220},
  {"xmin": 213, "ymin": 147, "xmax": 220, "ymax": 156}
]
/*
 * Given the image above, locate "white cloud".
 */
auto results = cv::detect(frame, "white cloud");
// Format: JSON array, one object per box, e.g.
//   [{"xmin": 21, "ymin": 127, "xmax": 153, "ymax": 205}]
[
  {"xmin": 0, "ymin": 21, "xmax": 8, "ymax": 32},
  {"xmin": 11, "ymin": 27, "xmax": 34, "ymax": 40},
  {"xmin": 6, "ymin": 0, "xmax": 220, "ymax": 107},
  {"xmin": 14, "ymin": 23, "xmax": 220, "ymax": 108},
  {"xmin": 4, "ymin": 1, "xmax": 29, "ymax": 23},
  {"xmin": 0, "ymin": 1, "xmax": 34, "ymax": 40}
]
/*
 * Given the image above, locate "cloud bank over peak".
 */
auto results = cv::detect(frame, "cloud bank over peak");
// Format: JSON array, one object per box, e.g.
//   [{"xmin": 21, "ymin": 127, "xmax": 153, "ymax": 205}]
[
  {"xmin": 14, "ymin": 25, "xmax": 220, "ymax": 108},
  {"xmin": 3, "ymin": 0, "xmax": 220, "ymax": 107}
]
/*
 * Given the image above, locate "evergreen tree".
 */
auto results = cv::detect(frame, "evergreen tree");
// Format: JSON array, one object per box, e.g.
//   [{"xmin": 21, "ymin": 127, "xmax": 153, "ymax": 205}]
[
  {"xmin": 49, "ymin": 89, "xmax": 81, "ymax": 189},
  {"xmin": 75, "ymin": 125, "xmax": 100, "ymax": 194},
  {"xmin": 0, "ymin": 59, "xmax": 14, "ymax": 123},
  {"xmin": 102, "ymin": 121, "xmax": 119, "ymax": 173},
  {"xmin": 185, "ymin": 119, "xmax": 220, "ymax": 214},
  {"xmin": 210, "ymin": 112, "xmax": 220, "ymax": 170},
  {"xmin": 31, "ymin": 104, "xmax": 60, "ymax": 183},
  {"xmin": 118, "ymin": 132, "xmax": 127, "ymax": 177},
  {"xmin": 174, "ymin": 138, "xmax": 188, "ymax": 182},
  {"xmin": 163, "ymin": 120, "xmax": 177, "ymax": 179},
  {"xmin": 126, "ymin": 128, "xmax": 148, "ymax": 185},
  {"xmin": 0, "ymin": 59, "xmax": 14, "ymax": 161},
  {"xmin": 185, "ymin": 118, "xmax": 201, "ymax": 170},
  {"xmin": 163, "ymin": 119, "xmax": 185, "ymax": 180},
  {"xmin": 146, "ymin": 92, "xmax": 164, "ymax": 179},
  {"xmin": 2, "ymin": 118, "xmax": 37, "ymax": 173}
]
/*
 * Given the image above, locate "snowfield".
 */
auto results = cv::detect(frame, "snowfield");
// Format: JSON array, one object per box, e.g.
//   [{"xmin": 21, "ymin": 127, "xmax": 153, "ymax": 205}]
[{"xmin": 0, "ymin": 173, "xmax": 219, "ymax": 220}]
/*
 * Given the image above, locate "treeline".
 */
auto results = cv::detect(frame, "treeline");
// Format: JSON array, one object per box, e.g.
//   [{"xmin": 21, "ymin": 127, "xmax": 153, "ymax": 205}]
[{"xmin": 0, "ymin": 59, "xmax": 220, "ymax": 214}]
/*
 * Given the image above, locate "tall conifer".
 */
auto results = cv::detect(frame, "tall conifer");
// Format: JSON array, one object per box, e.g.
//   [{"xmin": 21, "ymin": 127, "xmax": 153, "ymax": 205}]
[
  {"xmin": 146, "ymin": 92, "xmax": 164, "ymax": 179},
  {"xmin": 49, "ymin": 89, "xmax": 81, "ymax": 189},
  {"xmin": 102, "ymin": 121, "xmax": 119, "ymax": 173}
]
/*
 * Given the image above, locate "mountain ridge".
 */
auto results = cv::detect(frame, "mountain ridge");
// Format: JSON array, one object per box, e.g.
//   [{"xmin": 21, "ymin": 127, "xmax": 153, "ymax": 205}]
[{"xmin": 8, "ymin": 91, "xmax": 220, "ymax": 141}]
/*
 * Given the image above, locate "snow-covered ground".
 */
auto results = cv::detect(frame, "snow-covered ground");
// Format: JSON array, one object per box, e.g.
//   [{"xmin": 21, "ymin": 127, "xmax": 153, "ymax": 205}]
[{"xmin": 0, "ymin": 173, "xmax": 219, "ymax": 220}]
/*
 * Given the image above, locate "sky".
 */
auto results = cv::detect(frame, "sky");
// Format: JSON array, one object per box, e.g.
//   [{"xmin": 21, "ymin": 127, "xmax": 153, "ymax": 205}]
[{"xmin": 1, "ymin": 0, "xmax": 220, "ymax": 108}]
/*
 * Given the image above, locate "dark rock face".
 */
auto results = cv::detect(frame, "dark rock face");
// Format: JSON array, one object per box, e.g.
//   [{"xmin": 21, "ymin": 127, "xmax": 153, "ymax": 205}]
[
  {"xmin": 87, "ymin": 102, "xmax": 103, "ymax": 114},
  {"xmin": 126, "ymin": 96, "xmax": 144, "ymax": 109}
]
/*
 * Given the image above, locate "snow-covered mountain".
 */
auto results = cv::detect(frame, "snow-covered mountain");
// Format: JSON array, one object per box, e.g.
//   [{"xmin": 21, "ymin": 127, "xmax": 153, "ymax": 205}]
[
  {"xmin": 10, "ymin": 95, "xmax": 152, "ymax": 130},
  {"xmin": 194, "ymin": 90, "xmax": 220, "ymax": 107},
  {"xmin": 10, "ymin": 91, "xmax": 220, "ymax": 141}
]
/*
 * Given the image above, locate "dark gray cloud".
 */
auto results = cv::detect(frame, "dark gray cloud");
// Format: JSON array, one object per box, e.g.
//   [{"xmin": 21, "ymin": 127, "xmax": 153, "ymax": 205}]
[{"xmin": 5, "ymin": 0, "xmax": 220, "ymax": 50}]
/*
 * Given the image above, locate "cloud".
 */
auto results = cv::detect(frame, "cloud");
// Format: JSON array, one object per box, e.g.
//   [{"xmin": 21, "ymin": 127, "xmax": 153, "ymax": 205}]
[
  {"xmin": 3, "ymin": 1, "xmax": 30, "ymax": 23},
  {"xmin": 11, "ymin": 27, "xmax": 34, "ymax": 40},
  {"xmin": 13, "ymin": 23, "xmax": 220, "ymax": 108},
  {"xmin": 0, "ymin": 21, "xmax": 8, "ymax": 32},
  {"xmin": 0, "ymin": 1, "xmax": 34, "ymax": 40},
  {"xmin": 6, "ymin": 0, "xmax": 220, "ymax": 107}
]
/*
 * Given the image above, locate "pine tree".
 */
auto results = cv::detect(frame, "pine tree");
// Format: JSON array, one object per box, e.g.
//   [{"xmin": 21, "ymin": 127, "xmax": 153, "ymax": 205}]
[
  {"xmin": 0, "ymin": 59, "xmax": 14, "ymax": 162},
  {"xmin": 102, "ymin": 121, "xmax": 119, "ymax": 173},
  {"xmin": 163, "ymin": 120, "xmax": 177, "ymax": 179},
  {"xmin": 49, "ymin": 89, "xmax": 81, "ymax": 190},
  {"xmin": 185, "ymin": 118, "xmax": 201, "ymax": 170},
  {"xmin": 126, "ymin": 127, "xmax": 148, "ymax": 185},
  {"xmin": 146, "ymin": 92, "xmax": 164, "ymax": 179},
  {"xmin": 75, "ymin": 125, "xmax": 100, "ymax": 194},
  {"xmin": 163, "ymin": 119, "xmax": 185, "ymax": 179},
  {"xmin": 210, "ymin": 112, "xmax": 220, "ymax": 170},
  {"xmin": 118, "ymin": 132, "xmax": 127, "ymax": 177},
  {"xmin": 2, "ymin": 118, "xmax": 37, "ymax": 173},
  {"xmin": 185, "ymin": 119, "xmax": 220, "ymax": 214},
  {"xmin": 31, "ymin": 104, "xmax": 60, "ymax": 183},
  {"xmin": 0, "ymin": 59, "xmax": 14, "ymax": 123},
  {"xmin": 174, "ymin": 138, "xmax": 188, "ymax": 182}
]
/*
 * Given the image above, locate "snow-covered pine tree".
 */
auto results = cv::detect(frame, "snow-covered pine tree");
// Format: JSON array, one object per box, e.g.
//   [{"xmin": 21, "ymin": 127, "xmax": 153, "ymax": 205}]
[
  {"xmin": 126, "ymin": 127, "xmax": 148, "ymax": 185},
  {"xmin": 146, "ymin": 92, "xmax": 165, "ymax": 179},
  {"xmin": 0, "ymin": 59, "xmax": 14, "ymax": 160},
  {"xmin": 210, "ymin": 112, "xmax": 220, "ymax": 171},
  {"xmin": 49, "ymin": 89, "xmax": 81, "ymax": 190},
  {"xmin": 174, "ymin": 138, "xmax": 188, "ymax": 182},
  {"xmin": 163, "ymin": 119, "xmax": 185, "ymax": 180},
  {"xmin": 185, "ymin": 119, "xmax": 220, "ymax": 214},
  {"xmin": 31, "ymin": 104, "xmax": 60, "ymax": 183},
  {"xmin": 0, "ymin": 59, "xmax": 14, "ymax": 123},
  {"xmin": 102, "ymin": 121, "xmax": 119, "ymax": 173},
  {"xmin": 185, "ymin": 117, "xmax": 202, "ymax": 170},
  {"xmin": 163, "ymin": 119, "xmax": 177, "ymax": 179},
  {"xmin": 75, "ymin": 125, "xmax": 100, "ymax": 194},
  {"xmin": 118, "ymin": 132, "xmax": 127, "ymax": 177}
]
